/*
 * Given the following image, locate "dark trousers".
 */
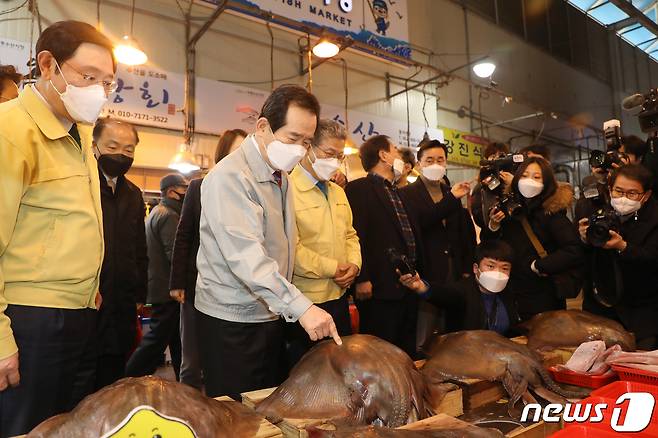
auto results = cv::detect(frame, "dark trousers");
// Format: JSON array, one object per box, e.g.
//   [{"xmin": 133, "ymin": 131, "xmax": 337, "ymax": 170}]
[
  {"xmin": 0, "ymin": 305, "xmax": 97, "ymax": 438},
  {"xmin": 94, "ymin": 353, "xmax": 127, "ymax": 391},
  {"xmin": 285, "ymin": 293, "xmax": 352, "ymax": 372},
  {"xmin": 125, "ymin": 301, "xmax": 181, "ymax": 380},
  {"xmin": 180, "ymin": 301, "xmax": 203, "ymax": 389},
  {"xmin": 198, "ymin": 311, "xmax": 284, "ymax": 400},
  {"xmin": 355, "ymin": 293, "xmax": 419, "ymax": 359}
]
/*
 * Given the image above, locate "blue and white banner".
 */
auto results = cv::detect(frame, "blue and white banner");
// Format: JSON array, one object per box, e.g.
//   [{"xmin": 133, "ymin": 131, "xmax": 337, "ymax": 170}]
[{"xmin": 205, "ymin": 0, "xmax": 411, "ymax": 60}]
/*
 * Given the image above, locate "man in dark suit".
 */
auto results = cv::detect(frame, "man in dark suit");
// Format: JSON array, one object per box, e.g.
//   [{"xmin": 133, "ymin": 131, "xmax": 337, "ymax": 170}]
[
  {"xmin": 92, "ymin": 118, "xmax": 148, "ymax": 390},
  {"xmin": 400, "ymin": 140, "xmax": 475, "ymax": 285},
  {"xmin": 126, "ymin": 174, "xmax": 188, "ymax": 380},
  {"xmin": 399, "ymin": 140, "xmax": 473, "ymax": 347},
  {"xmin": 345, "ymin": 136, "xmax": 424, "ymax": 356}
]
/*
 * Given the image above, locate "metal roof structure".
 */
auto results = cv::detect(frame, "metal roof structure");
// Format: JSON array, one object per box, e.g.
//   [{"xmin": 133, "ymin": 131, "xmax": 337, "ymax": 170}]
[{"xmin": 568, "ymin": 0, "xmax": 658, "ymax": 61}]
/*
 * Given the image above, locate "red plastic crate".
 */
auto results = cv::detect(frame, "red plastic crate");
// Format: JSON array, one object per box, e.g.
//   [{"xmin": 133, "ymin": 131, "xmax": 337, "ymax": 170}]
[
  {"xmin": 548, "ymin": 366, "xmax": 618, "ymax": 389},
  {"xmin": 612, "ymin": 364, "xmax": 658, "ymax": 385},
  {"xmin": 564, "ymin": 395, "xmax": 658, "ymax": 436},
  {"xmin": 551, "ymin": 425, "xmax": 624, "ymax": 437},
  {"xmin": 592, "ymin": 380, "xmax": 658, "ymax": 400}
]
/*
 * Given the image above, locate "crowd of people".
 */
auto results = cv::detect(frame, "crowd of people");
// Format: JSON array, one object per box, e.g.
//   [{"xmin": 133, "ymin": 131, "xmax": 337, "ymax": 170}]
[{"xmin": 1, "ymin": 19, "xmax": 658, "ymax": 438}]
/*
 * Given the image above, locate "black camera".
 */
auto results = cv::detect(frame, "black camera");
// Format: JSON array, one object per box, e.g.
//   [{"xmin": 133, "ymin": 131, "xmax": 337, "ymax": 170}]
[
  {"xmin": 587, "ymin": 207, "xmax": 620, "ymax": 248},
  {"xmin": 479, "ymin": 153, "xmax": 525, "ymax": 193},
  {"xmin": 492, "ymin": 193, "xmax": 523, "ymax": 219},
  {"xmin": 638, "ymin": 89, "xmax": 658, "ymax": 134},
  {"xmin": 603, "ymin": 119, "xmax": 622, "ymax": 151},
  {"xmin": 589, "ymin": 149, "xmax": 627, "ymax": 171},
  {"xmin": 386, "ymin": 248, "xmax": 416, "ymax": 276}
]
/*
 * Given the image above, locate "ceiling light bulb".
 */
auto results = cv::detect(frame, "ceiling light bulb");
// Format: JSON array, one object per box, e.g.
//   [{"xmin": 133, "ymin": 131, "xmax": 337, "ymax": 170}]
[
  {"xmin": 114, "ymin": 35, "xmax": 148, "ymax": 66},
  {"xmin": 169, "ymin": 143, "xmax": 200, "ymax": 174},
  {"xmin": 312, "ymin": 39, "xmax": 340, "ymax": 58},
  {"xmin": 473, "ymin": 61, "xmax": 496, "ymax": 78}
]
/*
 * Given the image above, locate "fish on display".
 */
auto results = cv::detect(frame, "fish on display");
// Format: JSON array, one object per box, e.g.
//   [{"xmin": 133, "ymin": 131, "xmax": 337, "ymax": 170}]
[
  {"xmin": 306, "ymin": 424, "xmax": 504, "ymax": 438},
  {"xmin": 28, "ymin": 376, "xmax": 266, "ymax": 437},
  {"xmin": 421, "ymin": 330, "xmax": 589, "ymax": 415},
  {"xmin": 521, "ymin": 310, "xmax": 635, "ymax": 352},
  {"xmin": 257, "ymin": 335, "xmax": 429, "ymax": 427}
]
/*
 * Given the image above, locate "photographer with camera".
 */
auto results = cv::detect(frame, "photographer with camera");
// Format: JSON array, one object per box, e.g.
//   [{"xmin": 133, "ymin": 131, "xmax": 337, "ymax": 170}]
[
  {"xmin": 397, "ymin": 240, "xmax": 520, "ymax": 336},
  {"xmin": 472, "ymin": 142, "xmax": 515, "ymax": 229},
  {"xmin": 577, "ymin": 164, "xmax": 658, "ymax": 350},
  {"xmin": 483, "ymin": 157, "xmax": 584, "ymax": 321}
]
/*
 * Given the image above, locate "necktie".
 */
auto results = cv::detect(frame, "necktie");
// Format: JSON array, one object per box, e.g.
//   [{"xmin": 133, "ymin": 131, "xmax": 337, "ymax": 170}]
[
  {"xmin": 316, "ymin": 181, "xmax": 329, "ymax": 199},
  {"xmin": 68, "ymin": 124, "xmax": 81, "ymax": 148},
  {"xmin": 273, "ymin": 171, "xmax": 282, "ymax": 188}
]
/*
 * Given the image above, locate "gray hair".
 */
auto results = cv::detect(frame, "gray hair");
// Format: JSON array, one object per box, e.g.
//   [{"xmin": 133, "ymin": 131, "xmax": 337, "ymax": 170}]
[{"xmin": 314, "ymin": 119, "xmax": 347, "ymax": 146}]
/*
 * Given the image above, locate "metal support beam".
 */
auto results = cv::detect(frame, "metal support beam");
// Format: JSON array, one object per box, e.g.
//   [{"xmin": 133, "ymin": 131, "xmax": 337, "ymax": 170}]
[
  {"xmin": 183, "ymin": 0, "xmax": 228, "ymax": 145},
  {"xmin": 608, "ymin": 0, "xmax": 658, "ymax": 37},
  {"xmin": 386, "ymin": 54, "xmax": 489, "ymax": 100}
]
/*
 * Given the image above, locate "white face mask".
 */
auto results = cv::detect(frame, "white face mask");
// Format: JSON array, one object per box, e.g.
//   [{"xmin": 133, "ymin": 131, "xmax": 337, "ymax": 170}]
[
  {"xmin": 51, "ymin": 60, "xmax": 108, "ymax": 124},
  {"xmin": 392, "ymin": 158, "xmax": 406, "ymax": 181},
  {"xmin": 310, "ymin": 148, "xmax": 340, "ymax": 181},
  {"xmin": 477, "ymin": 269, "xmax": 509, "ymax": 294},
  {"xmin": 265, "ymin": 126, "xmax": 307, "ymax": 172},
  {"xmin": 421, "ymin": 164, "xmax": 446, "ymax": 182},
  {"xmin": 518, "ymin": 178, "xmax": 544, "ymax": 199},
  {"xmin": 611, "ymin": 196, "xmax": 642, "ymax": 216}
]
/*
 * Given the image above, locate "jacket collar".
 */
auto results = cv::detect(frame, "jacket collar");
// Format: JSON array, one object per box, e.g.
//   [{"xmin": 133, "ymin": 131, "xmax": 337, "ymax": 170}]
[
  {"xmin": 243, "ymin": 134, "xmax": 278, "ymax": 184},
  {"xmin": 18, "ymin": 85, "xmax": 72, "ymax": 140},
  {"xmin": 291, "ymin": 165, "xmax": 319, "ymax": 192},
  {"xmin": 162, "ymin": 197, "xmax": 183, "ymax": 215}
]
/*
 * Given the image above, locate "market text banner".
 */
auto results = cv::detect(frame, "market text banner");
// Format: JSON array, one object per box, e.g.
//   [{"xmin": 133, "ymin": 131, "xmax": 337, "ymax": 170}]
[
  {"xmin": 0, "ymin": 37, "xmax": 35, "ymax": 76},
  {"xmin": 103, "ymin": 64, "xmax": 443, "ymax": 148},
  {"xmin": 441, "ymin": 127, "xmax": 488, "ymax": 168},
  {"xmin": 203, "ymin": 0, "xmax": 411, "ymax": 60}
]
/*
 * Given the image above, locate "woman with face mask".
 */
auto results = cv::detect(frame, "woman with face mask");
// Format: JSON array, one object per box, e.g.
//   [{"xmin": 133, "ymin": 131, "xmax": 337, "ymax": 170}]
[
  {"xmin": 483, "ymin": 157, "xmax": 584, "ymax": 321},
  {"xmin": 397, "ymin": 240, "xmax": 520, "ymax": 336},
  {"xmin": 577, "ymin": 164, "xmax": 658, "ymax": 350}
]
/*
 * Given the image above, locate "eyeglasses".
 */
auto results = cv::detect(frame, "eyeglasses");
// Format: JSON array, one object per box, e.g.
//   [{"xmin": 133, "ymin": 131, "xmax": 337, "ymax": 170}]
[
  {"xmin": 64, "ymin": 62, "xmax": 118, "ymax": 94},
  {"xmin": 314, "ymin": 144, "xmax": 345, "ymax": 161},
  {"xmin": 611, "ymin": 187, "xmax": 645, "ymax": 201}
]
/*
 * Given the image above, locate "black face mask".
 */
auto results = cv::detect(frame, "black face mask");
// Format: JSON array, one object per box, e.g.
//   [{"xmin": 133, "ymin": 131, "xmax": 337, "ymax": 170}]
[
  {"xmin": 98, "ymin": 154, "xmax": 134, "ymax": 177},
  {"xmin": 173, "ymin": 191, "xmax": 186, "ymax": 202}
]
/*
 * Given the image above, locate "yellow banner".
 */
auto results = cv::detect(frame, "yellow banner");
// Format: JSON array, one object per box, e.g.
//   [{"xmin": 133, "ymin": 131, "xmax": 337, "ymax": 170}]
[{"xmin": 441, "ymin": 127, "xmax": 488, "ymax": 168}]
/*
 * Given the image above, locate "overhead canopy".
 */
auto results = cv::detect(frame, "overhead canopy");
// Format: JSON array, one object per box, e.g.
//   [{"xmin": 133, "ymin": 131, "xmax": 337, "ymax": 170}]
[{"xmin": 568, "ymin": 0, "xmax": 658, "ymax": 61}]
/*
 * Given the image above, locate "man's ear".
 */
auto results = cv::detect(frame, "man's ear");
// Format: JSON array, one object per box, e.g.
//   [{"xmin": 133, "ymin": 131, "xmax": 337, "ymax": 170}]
[
  {"xmin": 255, "ymin": 117, "xmax": 270, "ymax": 133},
  {"xmin": 644, "ymin": 190, "xmax": 652, "ymax": 203},
  {"xmin": 472, "ymin": 263, "xmax": 479, "ymax": 276},
  {"xmin": 37, "ymin": 51, "xmax": 55, "ymax": 81}
]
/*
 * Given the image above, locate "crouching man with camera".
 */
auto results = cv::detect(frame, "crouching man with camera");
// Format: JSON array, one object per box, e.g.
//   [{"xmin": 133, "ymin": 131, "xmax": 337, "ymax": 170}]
[{"xmin": 578, "ymin": 164, "xmax": 658, "ymax": 350}]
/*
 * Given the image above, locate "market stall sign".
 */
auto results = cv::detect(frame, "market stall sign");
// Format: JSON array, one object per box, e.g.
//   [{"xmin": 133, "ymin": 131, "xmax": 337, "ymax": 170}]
[
  {"xmin": 202, "ymin": 0, "xmax": 411, "ymax": 61},
  {"xmin": 441, "ymin": 127, "xmax": 488, "ymax": 168},
  {"xmin": 102, "ymin": 64, "xmax": 443, "ymax": 145}
]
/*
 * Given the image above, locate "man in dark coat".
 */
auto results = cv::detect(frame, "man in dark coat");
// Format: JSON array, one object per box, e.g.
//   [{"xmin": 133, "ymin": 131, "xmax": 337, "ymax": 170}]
[
  {"xmin": 345, "ymin": 136, "xmax": 470, "ymax": 357},
  {"xmin": 400, "ymin": 140, "xmax": 476, "ymax": 285},
  {"xmin": 399, "ymin": 240, "xmax": 520, "ymax": 336},
  {"xmin": 578, "ymin": 164, "xmax": 658, "ymax": 350},
  {"xmin": 92, "ymin": 118, "xmax": 148, "ymax": 390},
  {"xmin": 126, "ymin": 173, "xmax": 188, "ymax": 380}
]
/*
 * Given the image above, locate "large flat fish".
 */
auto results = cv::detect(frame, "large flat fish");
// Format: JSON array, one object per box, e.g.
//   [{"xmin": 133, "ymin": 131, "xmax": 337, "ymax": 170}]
[
  {"xmin": 28, "ymin": 376, "xmax": 264, "ymax": 437},
  {"xmin": 257, "ymin": 334, "xmax": 428, "ymax": 427},
  {"xmin": 522, "ymin": 310, "xmax": 635, "ymax": 351},
  {"xmin": 422, "ymin": 330, "xmax": 588, "ymax": 415},
  {"xmin": 307, "ymin": 424, "xmax": 504, "ymax": 437}
]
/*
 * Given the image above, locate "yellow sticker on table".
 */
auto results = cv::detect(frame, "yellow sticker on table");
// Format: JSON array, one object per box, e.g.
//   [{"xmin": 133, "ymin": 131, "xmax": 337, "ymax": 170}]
[
  {"xmin": 101, "ymin": 406, "xmax": 197, "ymax": 438},
  {"xmin": 441, "ymin": 127, "xmax": 488, "ymax": 168}
]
